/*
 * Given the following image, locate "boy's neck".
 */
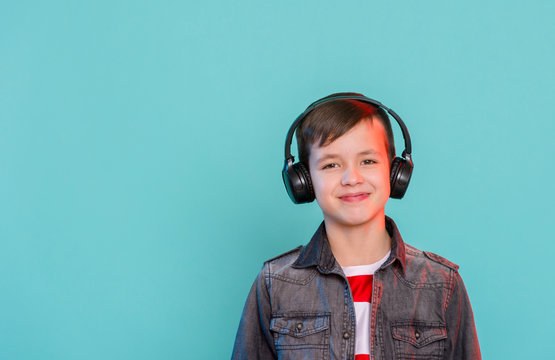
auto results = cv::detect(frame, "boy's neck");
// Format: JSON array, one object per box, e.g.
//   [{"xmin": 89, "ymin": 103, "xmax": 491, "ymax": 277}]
[{"xmin": 325, "ymin": 212, "xmax": 392, "ymax": 267}]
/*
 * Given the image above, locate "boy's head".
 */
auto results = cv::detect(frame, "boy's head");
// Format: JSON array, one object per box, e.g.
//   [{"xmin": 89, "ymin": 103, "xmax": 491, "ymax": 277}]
[
  {"xmin": 296, "ymin": 92, "xmax": 396, "ymax": 171},
  {"xmin": 295, "ymin": 93, "xmax": 397, "ymax": 227}
]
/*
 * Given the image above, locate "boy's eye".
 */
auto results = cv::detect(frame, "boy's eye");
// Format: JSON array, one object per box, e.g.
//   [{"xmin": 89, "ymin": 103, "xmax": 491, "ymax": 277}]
[
  {"xmin": 322, "ymin": 163, "xmax": 339, "ymax": 170},
  {"xmin": 362, "ymin": 159, "xmax": 377, "ymax": 165}
]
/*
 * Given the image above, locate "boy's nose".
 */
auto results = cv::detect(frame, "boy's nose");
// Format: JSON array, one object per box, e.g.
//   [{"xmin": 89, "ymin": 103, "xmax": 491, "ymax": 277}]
[{"xmin": 342, "ymin": 166, "xmax": 363, "ymax": 186}]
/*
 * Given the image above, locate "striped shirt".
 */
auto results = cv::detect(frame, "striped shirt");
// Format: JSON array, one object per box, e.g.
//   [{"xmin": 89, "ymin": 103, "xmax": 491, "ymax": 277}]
[{"xmin": 341, "ymin": 251, "xmax": 390, "ymax": 360}]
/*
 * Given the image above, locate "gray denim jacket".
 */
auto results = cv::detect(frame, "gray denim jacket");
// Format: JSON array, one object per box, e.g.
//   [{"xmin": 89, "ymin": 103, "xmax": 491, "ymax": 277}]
[{"xmin": 232, "ymin": 216, "xmax": 481, "ymax": 359}]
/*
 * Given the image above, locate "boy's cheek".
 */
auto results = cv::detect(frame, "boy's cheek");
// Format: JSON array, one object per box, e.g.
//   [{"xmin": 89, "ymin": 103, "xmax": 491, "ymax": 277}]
[{"xmin": 312, "ymin": 175, "xmax": 336, "ymax": 197}]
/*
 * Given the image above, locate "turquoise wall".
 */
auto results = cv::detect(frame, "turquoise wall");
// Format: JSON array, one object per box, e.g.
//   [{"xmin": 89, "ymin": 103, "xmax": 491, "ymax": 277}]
[{"xmin": 1, "ymin": 1, "xmax": 553, "ymax": 358}]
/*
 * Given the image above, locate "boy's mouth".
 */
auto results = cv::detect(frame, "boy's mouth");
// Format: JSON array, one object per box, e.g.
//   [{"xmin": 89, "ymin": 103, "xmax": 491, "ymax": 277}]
[{"xmin": 339, "ymin": 192, "xmax": 370, "ymax": 202}]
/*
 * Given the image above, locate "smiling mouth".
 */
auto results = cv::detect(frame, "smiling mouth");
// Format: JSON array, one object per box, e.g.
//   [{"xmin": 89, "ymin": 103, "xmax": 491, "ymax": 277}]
[{"xmin": 339, "ymin": 192, "xmax": 370, "ymax": 202}]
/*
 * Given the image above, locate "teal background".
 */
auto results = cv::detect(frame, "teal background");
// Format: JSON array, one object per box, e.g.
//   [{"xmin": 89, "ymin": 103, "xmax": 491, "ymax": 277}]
[{"xmin": 1, "ymin": 0, "xmax": 553, "ymax": 359}]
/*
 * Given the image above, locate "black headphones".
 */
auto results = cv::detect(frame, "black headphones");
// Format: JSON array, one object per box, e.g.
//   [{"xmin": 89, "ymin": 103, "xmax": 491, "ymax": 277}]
[{"xmin": 282, "ymin": 93, "xmax": 413, "ymax": 204}]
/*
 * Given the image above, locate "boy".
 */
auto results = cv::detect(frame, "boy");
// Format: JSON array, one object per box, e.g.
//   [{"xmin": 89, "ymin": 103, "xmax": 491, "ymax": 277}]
[{"xmin": 232, "ymin": 93, "xmax": 481, "ymax": 359}]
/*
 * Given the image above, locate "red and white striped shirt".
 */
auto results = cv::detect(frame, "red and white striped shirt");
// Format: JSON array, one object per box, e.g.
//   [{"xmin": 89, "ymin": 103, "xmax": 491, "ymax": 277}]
[{"xmin": 341, "ymin": 251, "xmax": 390, "ymax": 360}]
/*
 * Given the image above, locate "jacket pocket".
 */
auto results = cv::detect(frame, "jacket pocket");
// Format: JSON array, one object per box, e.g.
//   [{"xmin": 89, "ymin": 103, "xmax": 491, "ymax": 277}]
[
  {"xmin": 270, "ymin": 313, "xmax": 330, "ymax": 360},
  {"xmin": 391, "ymin": 320, "xmax": 447, "ymax": 360}
]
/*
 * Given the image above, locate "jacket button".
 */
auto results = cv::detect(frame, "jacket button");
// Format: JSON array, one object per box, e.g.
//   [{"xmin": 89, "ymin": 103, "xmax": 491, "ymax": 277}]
[
  {"xmin": 343, "ymin": 332, "xmax": 350, "ymax": 339},
  {"xmin": 296, "ymin": 323, "xmax": 303, "ymax": 331},
  {"xmin": 415, "ymin": 331, "xmax": 420, "ymax": 339}
]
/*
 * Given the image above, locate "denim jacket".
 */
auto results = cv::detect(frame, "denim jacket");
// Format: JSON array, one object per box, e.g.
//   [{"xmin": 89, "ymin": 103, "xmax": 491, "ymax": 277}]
[{"xmin": 232, "ymin": 216, "xmax": 481, "ymax": 359}]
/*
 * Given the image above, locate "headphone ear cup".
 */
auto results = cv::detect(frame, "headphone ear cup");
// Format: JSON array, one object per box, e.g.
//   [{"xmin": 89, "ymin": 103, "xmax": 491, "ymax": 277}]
[
  {"xmin": 389, "ymin": 157, "xmax": 412, "ymax": 199},
  {"xmin": 291, "ymin": 163, "xmax": 315, "ymax": 203},
  {"xmin": 282, "ymin": 162, "xmax": 315, "ymax": 204}
]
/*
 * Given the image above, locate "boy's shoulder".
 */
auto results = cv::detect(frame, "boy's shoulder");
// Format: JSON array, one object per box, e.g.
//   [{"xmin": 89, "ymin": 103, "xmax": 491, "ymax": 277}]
[
  {"xmin": 404, "ymin": 242, "xmax": 460, "ymax": 275},
  {"xmin": 422, "ymin": 250, "xmax": 459, "ymax": 271},
  {"xmin": 260, "ymin": 245, "xmax": 316, "ymax": 284},
  {"xmin": 399, "ymin": 243, "xmax": 464, "ymax": 290}
]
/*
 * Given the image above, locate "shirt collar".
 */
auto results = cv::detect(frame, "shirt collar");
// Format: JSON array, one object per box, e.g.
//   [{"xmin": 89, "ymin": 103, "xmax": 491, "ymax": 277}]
[{"xmin": 292, "ymin": 215, "xmax": 407, "ymax": 274}]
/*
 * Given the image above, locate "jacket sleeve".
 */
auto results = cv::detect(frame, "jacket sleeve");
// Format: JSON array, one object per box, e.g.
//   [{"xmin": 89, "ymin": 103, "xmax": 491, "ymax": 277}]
[
  {"xmin": 231, "ymin": 264, "xmax": 276, "ymax": 359},
  {"xmin": 444, "ymin": 270, "xmax": 481, "ymax": 360}
]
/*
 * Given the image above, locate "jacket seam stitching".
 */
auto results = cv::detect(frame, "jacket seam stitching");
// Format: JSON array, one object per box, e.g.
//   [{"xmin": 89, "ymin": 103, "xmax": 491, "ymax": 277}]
[
  {"xmin": 393, "ymin": 267, "xmax": 447, "ymax": 289},
  {"xmin": 444, "ymin": 269, "xmax": 456, "ymax": 313},
  {"xmin": 268, "ymin": 270, "xmax": 317, "ymax": 285}
]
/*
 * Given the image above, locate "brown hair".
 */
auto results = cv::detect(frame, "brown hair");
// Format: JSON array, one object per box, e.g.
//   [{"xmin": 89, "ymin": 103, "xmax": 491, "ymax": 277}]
[{"xmin": 296, "ymin": 93, "xmax": 396, "ymax": 168}]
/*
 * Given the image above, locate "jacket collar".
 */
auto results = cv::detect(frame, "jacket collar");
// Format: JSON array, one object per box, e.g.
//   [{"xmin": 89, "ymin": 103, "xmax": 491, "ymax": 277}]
[{"xmin": 292, "ymin": 215, "xmax": 407, "ymax": 274}]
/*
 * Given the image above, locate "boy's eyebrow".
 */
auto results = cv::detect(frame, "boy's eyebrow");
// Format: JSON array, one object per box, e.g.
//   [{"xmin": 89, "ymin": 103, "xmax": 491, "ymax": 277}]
[{"xmin": 316, "ymin": 149, "xmax": 379, "ymax": 163}]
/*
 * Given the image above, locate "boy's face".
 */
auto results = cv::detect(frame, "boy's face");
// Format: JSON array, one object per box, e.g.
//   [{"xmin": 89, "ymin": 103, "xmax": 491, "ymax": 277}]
[{"xmin": 308, "ymin": 119, "xmax": 391, "ymax": 229}]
